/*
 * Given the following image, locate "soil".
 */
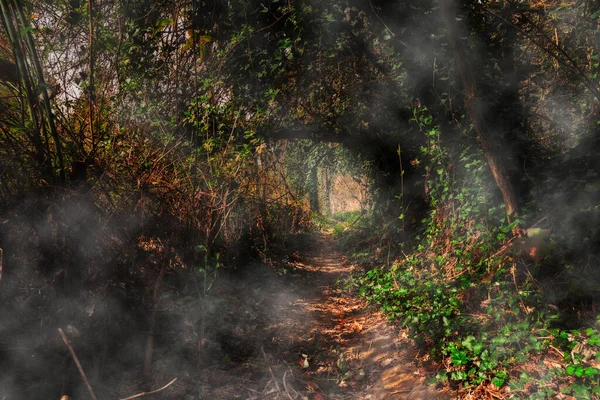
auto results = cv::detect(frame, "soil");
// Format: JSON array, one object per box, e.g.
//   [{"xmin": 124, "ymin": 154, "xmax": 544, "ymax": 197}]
[
  {"xmin": 168, "ymin": 234, "xmax": 454, "ymax": 399},
  {"xmin": 0, "ymin": 233, "xmax": 455, "ymax": 399}
]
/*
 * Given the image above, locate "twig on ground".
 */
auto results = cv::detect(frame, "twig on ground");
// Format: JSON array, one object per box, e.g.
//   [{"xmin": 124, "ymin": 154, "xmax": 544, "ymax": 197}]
[
  {"xmin": 282, "ymin": 370, "xmax": 297, "ymax": 400},
  {"xmin": 390, "ymin": 390, "xmax": 411, "ymax": 395},
  {"xmin": 261, "ymin": 378, "xmax": 273, "ymax": 395},
  {"xmin": 261, "ymin": 346, "xmax": 281, "ymax": 392},
  {"xmin": 119, "ymin": 377, "xmax": 177, "ymax": 400},
  {"xmin": 58, "ymin": 328, "xmax": 98, "ymax": 400},
  {"xmin": 255, "ymin": 383, "xmax": 278, "ymax": 399},
  {"xmin": 263, "ymin": 388, "xmax": 279, "ymax": 396},
  {"xmin": 549, "ymin": 345, "xmax": 564, "ymax": 358},
  {"xmin": 484, "ymin": 385, "xmax": 506, "ymax": 400}
]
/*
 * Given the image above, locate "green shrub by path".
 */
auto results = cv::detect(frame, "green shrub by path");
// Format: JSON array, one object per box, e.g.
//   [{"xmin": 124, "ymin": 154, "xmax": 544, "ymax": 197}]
[
  {"xmin": 348, "ymin": 106, "xmax": 600, "ymax": 398},
  {"xmin": 332, "ymin": 210, "xmax": 363, "ymax": 223},
  {"xmin": 353, "ymin": 229, "xmax": 600, "ymax": 397}
]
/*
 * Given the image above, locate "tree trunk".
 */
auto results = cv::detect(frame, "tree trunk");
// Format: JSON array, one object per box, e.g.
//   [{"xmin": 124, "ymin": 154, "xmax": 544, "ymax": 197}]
[
  {"xmin": 440, "ymin": 0, "xmax": 519, "ymax": 218},
  {"xmin": 309, "ymin": 165, "xmax": 320, "ymax": 212}
]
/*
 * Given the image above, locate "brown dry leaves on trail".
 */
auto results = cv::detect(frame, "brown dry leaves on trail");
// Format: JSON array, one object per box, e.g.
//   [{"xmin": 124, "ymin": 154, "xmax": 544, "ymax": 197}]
[
  {"xmin": 184, "ymin": 234, "xmax": 453, "ymax": 400},
  {"xmin": 2, "ymin": 232, "xmax": 453, "ymax": 399}
]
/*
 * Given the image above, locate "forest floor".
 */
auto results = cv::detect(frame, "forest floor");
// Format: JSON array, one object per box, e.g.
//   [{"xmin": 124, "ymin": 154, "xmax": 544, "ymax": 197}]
[
  {"xmin": 0, "ymin": 233, "xmax": 454, "ymax": 399},
  {"xmin": 175, "ymin": 234, "xmax": 454, "ymax": 400}
]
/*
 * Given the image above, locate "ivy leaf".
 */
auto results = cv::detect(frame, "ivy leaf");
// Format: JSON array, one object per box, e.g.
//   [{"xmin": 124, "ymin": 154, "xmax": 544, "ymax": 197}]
[
  {"xmin": 567, "ymin": 364, "xmax": 585, "ymax": 377},
  {"xmin": 451, "ymin": 349, "xmax": 468, "ymax": 366},
  {"xmin": 571, "ymin": 383, "xmax": 591, "ymax": 400},
  {"xmin": 491, "ymin": 375, "xmax": 505, "ymax": 388}
]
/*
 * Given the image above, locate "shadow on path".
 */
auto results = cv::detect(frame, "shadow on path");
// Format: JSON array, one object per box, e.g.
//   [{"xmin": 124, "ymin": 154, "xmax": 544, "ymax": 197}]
[{"xmin": 252, "ymin": 233, "xmax": 454, "ymax": 400}]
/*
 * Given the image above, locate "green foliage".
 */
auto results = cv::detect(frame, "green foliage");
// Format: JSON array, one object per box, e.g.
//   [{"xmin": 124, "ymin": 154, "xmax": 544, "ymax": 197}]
[
  {"xmin": 345, "ymin": 94, "xmax": 600, "ymax": 397},
  {"xmin": 356, "ymin": 261, "xmax": 464, "ymax": 347},
  {"xmin": 332, "ymin": 210, "xmax": 362, "ymax": 223},
  {"xmin": 312, "ymin": 210, "xmax": 366, "ymax": 241},
  {"xmin": 543, "ymin": 326, "xmax": 600, "ymax": 400},
  {"xmin": 312, "ymin": 212, "xmax": 338, "ymax": 231},
  {"xmin": 350, "ymin": 106, "xmax": 557, "ymax": 391}
]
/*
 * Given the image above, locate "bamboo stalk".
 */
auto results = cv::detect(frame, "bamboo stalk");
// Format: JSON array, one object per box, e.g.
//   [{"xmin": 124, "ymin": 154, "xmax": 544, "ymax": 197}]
[
  {"xmin": 13, "ymin": 0, "xmax": 65, "ymax": 184},
  {"xmin": 0, "ymin": 0, "xmax": 47, "ymax": 175},
  {"xmin": 87, "ymin": 0, "xmax": 95, "ymax": 147}
]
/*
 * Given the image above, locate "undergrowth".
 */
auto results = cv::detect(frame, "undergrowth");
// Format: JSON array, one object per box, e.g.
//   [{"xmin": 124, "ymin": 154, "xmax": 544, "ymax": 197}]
[
  {"xmin": 347, "ymin": 108, "xmax": 600, "ymax": 399},
  {"xmin": 313, "ymin": 210, "xmax": 366, "ymax": 240}
]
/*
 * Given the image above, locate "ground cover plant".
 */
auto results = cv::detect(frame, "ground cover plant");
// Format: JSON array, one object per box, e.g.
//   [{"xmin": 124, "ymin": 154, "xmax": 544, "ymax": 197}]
[{"xmin": 1, "ymin": 0, "xmax": 600, "ymax": 398}]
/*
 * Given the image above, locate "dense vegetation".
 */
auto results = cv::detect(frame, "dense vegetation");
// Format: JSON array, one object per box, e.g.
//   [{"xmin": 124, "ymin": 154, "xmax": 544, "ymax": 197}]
[{"xmin": 1, "ymin": 0, "xmax": 600, "ymax": 398}]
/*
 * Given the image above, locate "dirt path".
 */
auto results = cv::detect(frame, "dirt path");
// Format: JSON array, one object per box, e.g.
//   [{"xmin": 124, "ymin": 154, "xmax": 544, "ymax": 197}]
[
  {"xmin": 284, "ymin": 235, "xmax": 452, "ymax": 400},
  {"xmin": 186, "ymin": 234, "xmax": 453, "ymax": 399},
  {"xmin": 3, "ymin": 232, "xmax": 455, "ymax": 400},
  {"xmin": 0, "ymin": 232, "xmax": 453, "ymax": 399}
]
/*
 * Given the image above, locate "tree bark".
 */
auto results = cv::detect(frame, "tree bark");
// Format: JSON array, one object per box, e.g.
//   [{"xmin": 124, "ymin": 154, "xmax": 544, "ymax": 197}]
[
  {"xmin": 309, "ymin": 147, "xmax": 335, "ymax": 213},
  {"xmin": 440, "ymin": 0, "xmax": 519, "ymax": 218}
]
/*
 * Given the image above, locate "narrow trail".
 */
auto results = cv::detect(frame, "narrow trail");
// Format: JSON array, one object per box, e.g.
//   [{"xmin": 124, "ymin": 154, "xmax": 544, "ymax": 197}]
[
  {"xmin": 192, "ymin": 234, "xmax": 453, "ymax": 399},
  {"xmin": 0, "ymin": 233, "xmax": 455, "ymax": 399},
  {"xmin": 282, "ymin": 234, "xmax": 452, "ymax": 400}
]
